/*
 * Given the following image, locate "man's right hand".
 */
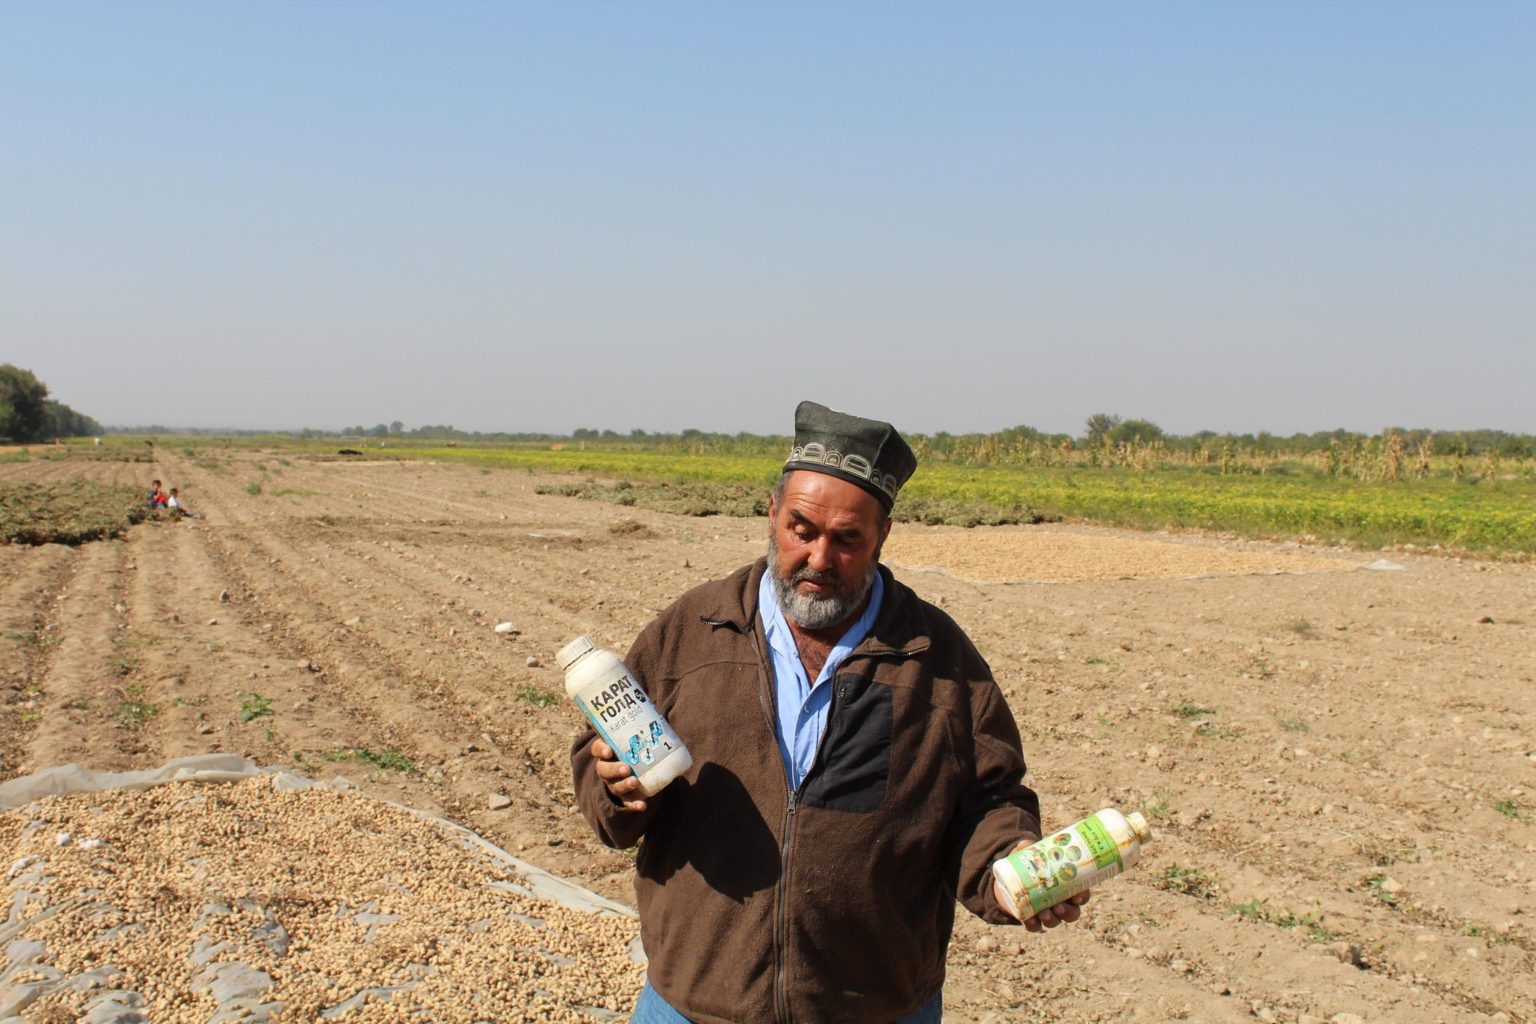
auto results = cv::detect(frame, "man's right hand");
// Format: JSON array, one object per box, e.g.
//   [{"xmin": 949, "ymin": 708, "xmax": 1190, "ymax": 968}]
[{"xmin": 589, "ymin": 738, "xmax": 649, "ymax": 812}]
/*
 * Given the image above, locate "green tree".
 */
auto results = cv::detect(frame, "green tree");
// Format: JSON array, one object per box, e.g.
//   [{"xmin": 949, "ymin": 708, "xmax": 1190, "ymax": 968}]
[
  {"xmin": 43, "ymin": 400, "xmax": 103, "ymax": 438},
  {"xmin": 0, "ymin": 364, "xmax": 50, "ymax": 442},
  {"xmin": 1109, "ymin": 418, "xmax": 1164, "ymax": 445},
  {"xmin": 1083, "ymin": 413, "xmax": 1122, "ymax": 446}
]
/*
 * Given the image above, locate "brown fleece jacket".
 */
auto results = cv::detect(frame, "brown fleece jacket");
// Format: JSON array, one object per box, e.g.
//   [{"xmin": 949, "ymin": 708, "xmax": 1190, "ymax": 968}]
[{"xmin": 571, "ymin": 559, "xmax": 1041, "ymax": 1024}]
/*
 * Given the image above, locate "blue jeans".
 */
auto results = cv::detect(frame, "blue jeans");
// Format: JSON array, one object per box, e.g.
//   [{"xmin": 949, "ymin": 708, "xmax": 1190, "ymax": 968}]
[{"xmin": 630, "ymin": 979, "xmax": 942, "ymax": 1023}]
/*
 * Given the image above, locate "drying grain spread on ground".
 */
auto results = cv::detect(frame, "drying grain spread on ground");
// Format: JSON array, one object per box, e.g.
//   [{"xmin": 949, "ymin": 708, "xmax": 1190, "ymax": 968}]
[{"xmin": 1, "ymin": 777, "xmax": 641, "ymax": 1022}]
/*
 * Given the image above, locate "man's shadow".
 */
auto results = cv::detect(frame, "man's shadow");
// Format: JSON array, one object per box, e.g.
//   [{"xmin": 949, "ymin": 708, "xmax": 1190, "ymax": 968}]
[{"xmin": 637, "ymin": 762, "xmax": 778, "ymax": 902}]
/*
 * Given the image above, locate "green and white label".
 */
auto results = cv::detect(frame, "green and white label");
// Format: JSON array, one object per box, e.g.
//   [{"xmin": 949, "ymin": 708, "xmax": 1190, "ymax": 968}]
[{"xmin": 1000, "ymin": 814, "xmax": 1126, "ymax": 916}]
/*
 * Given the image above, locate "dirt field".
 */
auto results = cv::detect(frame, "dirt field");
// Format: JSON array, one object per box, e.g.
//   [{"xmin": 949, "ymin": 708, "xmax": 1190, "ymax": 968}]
[{"xmin": 3, "ymin": 450, "xmax": 1533, "ymax": 1023}]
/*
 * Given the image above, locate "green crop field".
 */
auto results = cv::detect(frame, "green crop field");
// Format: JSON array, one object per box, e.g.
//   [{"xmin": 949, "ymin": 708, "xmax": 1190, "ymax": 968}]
[
  {"xmin": 380, "ymin": 443, "xmax": 1535, "ymax": 557},
  {"xmin": 41, "ymin": 434, "xmax": 1532, "ymax": 557}
]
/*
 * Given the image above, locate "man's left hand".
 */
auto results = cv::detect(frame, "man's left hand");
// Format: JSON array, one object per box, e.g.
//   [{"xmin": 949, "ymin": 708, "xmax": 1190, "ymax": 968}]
[
  {"xmin": 992, "ymin": 836, "xmax": 1093, "ymax": 931},
  {"xmin": 1020, "ymin": 890, "xmax": 1090, "ymax": 932}
]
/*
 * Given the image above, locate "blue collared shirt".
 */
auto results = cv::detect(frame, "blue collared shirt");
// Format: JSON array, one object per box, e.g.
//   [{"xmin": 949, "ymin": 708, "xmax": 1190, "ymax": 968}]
[{"xmin": 758, "ymin": 568, "xmax": 885, "ymax": 792}]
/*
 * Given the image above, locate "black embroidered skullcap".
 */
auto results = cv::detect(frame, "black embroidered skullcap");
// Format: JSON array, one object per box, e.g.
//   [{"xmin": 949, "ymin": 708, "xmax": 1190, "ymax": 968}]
[{"xmin": 782, "ymin": 400, "xmax": 917, "ymax": 511}]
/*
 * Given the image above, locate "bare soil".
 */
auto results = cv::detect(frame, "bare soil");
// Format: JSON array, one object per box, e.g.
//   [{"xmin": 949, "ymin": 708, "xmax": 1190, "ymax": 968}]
[{"xmin": 3, "ymin": 451, "xmax": 1534, "ymax": 1023}]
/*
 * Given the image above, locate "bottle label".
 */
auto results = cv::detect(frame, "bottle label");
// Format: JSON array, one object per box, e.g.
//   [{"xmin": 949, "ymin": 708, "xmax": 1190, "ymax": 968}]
[
  {"xmin": 572, "ymin": 671, "xmax": 685, "ymax": 775},
  {"xmin": 1000, "ymin": 813, "xmax": 1125, "ymax": 916}
]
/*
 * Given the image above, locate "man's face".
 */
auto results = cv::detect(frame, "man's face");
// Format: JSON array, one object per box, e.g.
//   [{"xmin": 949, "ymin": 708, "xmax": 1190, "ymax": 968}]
[{"xmin": 767, "ymin": 471, "xmax": 891, "ymax": 631}]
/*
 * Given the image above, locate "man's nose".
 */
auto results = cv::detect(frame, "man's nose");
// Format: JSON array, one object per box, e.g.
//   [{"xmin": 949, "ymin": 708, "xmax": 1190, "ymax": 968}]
[{"xmin": 805, "ymin": 536, "xmax": 833, "ymax": 572}]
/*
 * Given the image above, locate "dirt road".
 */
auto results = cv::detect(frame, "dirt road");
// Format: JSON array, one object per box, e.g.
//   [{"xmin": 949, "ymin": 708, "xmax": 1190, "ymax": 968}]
[{"xmin": 3, "ymin": 450, "xmax": 1533, "ymax": 1022}]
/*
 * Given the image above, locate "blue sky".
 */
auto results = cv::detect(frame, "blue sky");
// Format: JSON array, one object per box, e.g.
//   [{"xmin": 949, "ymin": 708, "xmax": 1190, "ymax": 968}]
[{"xmin": 5, "ymin": 3, "xmax": 1532, "ymax": 436}]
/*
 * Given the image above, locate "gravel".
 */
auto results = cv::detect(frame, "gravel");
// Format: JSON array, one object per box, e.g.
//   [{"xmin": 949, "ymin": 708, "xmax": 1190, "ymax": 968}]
[{"xmin": 1, "ymin": 779, "xmax": 642, "ymax": 1022}]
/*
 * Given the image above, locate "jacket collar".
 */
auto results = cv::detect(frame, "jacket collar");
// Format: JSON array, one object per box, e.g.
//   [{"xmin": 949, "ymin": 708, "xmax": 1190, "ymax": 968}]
[{"xmin": 702, "ymin": 558, "xmax": 930, "ymax": 659}]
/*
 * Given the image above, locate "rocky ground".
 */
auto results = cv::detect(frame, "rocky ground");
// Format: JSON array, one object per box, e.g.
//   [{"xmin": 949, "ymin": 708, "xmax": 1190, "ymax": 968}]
[{"xmin": 1, "ymin": 449, "xmax": 1533, "ymax": 1023}]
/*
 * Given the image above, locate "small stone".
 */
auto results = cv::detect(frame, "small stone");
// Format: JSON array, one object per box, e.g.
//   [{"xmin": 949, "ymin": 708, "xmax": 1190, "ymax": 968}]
[
  {"xmin": 1330, "ymin": 1014, "xmax": 1364, "ymax": 1024},
  {"xmin": 1210, "ymin": 982, "xmax": 1231, "ymax": 996},
  {"xmin": 56, "ymin": 832, "xmax": 73, "ymax": 846},
  {"xmin": 1169, "ymin": 959, "xmax": 1192, "ymax": 974},
  {"xmin": 526, "ymin": 656, "xmax": 541, "ymax": 668},
  {"xmin": 207, "ymin": 617, "xmax": 218, "ymax": 626},
  {"xmin": 487, "ymin": 793, "xmax": 512, "ymax": 810},
  {"xmin": 1257, "ymin": 1008, "xmax": 1278, "ymax": 1024},
  {"xmin": 343, "ymin": 616, "xmax": 361, "ymax": 627},
  {"xmin": 975, "ymin": 934, "xmax": 997, "ymax": 951},
  {"xmin": 219, "ymin": 589, "xmax": 230, "ymax": 603},
  {"xmin": 197, "ymin": 723, "xmax": 215, "ymax": 735},
  {"xmin": 1299, "ymin": 1016, "xmax": 1325, "ymax": 1024},
  {"xmin": 494, "ymin": 622, "xmax": 518, "ymax": 635},
  {"xmin": 1324, "ymin": 942, "xmax": 1364, "ymax": 967},
  {"xmin": 1478, "ymin": 615, "xmax": 1495, "ymax": 624}
]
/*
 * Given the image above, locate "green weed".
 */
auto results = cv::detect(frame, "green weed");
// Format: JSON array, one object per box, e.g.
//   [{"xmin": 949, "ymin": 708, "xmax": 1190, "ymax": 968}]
[
  {"xmin": 238, "ymin": 692, "xmax": 275, "ymax": 722},
  {"xmin": 1170, "ymin": 701, "xmax": 1215, "ymax": 720},
  {"xmin": 1494, "ymin": 799, "xmax": 1530, "ymax": 823},
  {"xmin": 1159, "ymin": 865, "xmax": 1220, "ymax": 901},
  {"xmin": 514, "ymin": 684, "xmax": 557, "ymax": 709},
  {"xmin": 323, "ymin": 747, "xmax": 420, "ymax": 776},
  {"xmin": 1141, "ymin": 790, "xmax": 1175, "ymax": 822},
  {"xmin": 115, "ymin": 685, "xmax": 157, "ymax": 728}
]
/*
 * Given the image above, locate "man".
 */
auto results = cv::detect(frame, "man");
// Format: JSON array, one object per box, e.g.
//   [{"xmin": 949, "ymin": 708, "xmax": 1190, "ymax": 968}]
[{"xmin": 572, "ymin": 401, "xmax": 1086, "ymax": 1024}]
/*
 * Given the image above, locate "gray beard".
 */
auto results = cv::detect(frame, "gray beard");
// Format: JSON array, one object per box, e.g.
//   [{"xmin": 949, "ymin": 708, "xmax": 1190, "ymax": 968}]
[{"xmin": 767, "ymin": 533, "xmax": 879, "ymax": 631}]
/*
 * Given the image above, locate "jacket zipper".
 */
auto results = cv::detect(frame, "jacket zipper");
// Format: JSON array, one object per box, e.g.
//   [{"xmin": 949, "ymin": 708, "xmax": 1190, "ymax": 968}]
[
  {"xmin": 773, "ymin": 673, "xmax": 850, "ymax": 1024},
  {"xmin": 748, "ymin": 625, "xmax": 798, "ymax": 1024}
]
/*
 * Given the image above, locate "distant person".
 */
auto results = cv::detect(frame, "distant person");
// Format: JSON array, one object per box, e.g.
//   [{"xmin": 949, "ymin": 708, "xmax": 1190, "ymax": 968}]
[
  {"xmin": 165, "ymin": 486, "xmax": 202, "ymax": 519},
  {"xmin": 149, "ymin": 480, "xmax": 168, "ymax": 509}
]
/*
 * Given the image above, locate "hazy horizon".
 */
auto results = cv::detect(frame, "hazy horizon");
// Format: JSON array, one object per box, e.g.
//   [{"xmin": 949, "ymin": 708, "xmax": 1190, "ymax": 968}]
[{"xmin": 7, "ymin": 4, "xmax": 1533, "ymax": 438}]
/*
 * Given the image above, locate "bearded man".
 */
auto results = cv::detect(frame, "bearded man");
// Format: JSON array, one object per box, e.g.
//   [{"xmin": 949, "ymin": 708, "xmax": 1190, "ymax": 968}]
[{"xmin": 572, "ymin": 401, "xmax": 1086, "ymax": 1024}]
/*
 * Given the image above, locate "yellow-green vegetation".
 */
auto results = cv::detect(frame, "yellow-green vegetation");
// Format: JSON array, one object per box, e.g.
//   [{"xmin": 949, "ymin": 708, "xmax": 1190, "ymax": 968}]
[
  {"xmin": 84, "ymin": 431, "xmax": 1536, "ymax": 555},
  {"xmin": 394, "ymin": 444, "xmax": 1534, "ymax": 555},
  {"xmin": 0, "ymin": 479, "xmax": 152, "ymax": 545}
]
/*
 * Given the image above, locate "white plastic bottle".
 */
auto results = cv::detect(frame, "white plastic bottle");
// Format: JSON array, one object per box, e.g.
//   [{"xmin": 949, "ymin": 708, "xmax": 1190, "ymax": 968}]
[
  {"xmin": 991, "ymin": 807, "xmax": 1152, "ymax": 921},
  {"xmin": 558, "ymin": 635, "xmax": 693, "ymax": 796}
]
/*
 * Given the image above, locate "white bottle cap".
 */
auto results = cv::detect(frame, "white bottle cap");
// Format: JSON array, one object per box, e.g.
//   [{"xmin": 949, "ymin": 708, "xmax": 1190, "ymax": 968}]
[{"xmin": 555, "ymin": 635, "xmax": 598, "ymax": 671}]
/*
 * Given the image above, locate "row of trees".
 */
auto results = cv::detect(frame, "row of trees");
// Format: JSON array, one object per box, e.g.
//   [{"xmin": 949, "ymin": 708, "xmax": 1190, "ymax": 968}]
[
  {"xmin": 104, "ymin": 412, "xmax": 1536, "ymax": 460},
  {"xmin": 0, "ymin": 364, "xmax": 103, "ymax": 443}
]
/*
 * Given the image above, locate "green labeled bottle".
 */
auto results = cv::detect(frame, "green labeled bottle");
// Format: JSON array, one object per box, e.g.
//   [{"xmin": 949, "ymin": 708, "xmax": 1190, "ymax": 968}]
[{"xmin": 992, "ymin": 807, "xmax": 1151, "ymax": 921}]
